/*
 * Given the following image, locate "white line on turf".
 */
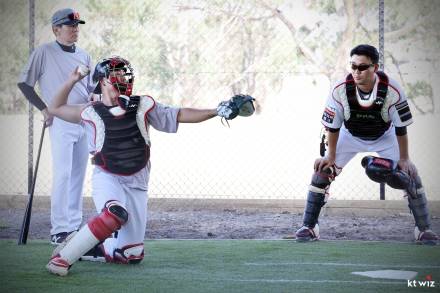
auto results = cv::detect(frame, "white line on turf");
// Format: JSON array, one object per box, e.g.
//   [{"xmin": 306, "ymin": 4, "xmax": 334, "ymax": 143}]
[
  {"xmin": 220, "ymin": 278, "xmax": 403, "ymax": 285},
  {"xmin": 244, "ymin": 262, "xmax": 440, "ymax": 269},
  {"xmin": 145, "ymin": 239, "xmax": 412, "ymax": 243}
]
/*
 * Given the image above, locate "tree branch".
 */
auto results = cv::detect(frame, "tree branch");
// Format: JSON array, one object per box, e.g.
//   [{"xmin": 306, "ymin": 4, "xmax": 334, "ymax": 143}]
[
  {"xmin": 387, "ymin": 52, "xmax": 425, "ymax": 114},
  {"xmin": 256, "ymin": 0, "xmax": 324, "ymax": 72}
]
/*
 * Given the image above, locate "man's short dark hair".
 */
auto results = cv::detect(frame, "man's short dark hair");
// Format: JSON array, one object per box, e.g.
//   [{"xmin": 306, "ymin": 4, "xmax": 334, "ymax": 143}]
[{"xmin": 350, "ymin": 44, "xmax": 379, "ymax": 64}]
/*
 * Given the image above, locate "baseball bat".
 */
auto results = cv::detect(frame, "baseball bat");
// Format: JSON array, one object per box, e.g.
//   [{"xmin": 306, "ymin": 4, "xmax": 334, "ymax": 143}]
[{"xmin": 18, "ymin": 123, "xmax": 46, "ymax": 245}]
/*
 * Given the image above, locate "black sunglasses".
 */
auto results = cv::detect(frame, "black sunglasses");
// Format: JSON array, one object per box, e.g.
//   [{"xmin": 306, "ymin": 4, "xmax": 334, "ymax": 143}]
[
  {"xmin": 67, "ymin": 12, "xmax": 80, "ymax": 21},
  {"xmin": 58, "ymin": 12, "xmax": 81, "ymax": 23},
  {"xmin": 350, "ymin": 63, "xmax": 374, "ymax": 72}
]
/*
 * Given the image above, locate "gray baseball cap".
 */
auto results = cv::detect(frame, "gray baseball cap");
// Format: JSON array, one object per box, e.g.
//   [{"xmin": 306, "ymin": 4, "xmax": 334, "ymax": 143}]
[{"xmin": 52, "ymin": 8, "xmax": 85, "ymax": 26}]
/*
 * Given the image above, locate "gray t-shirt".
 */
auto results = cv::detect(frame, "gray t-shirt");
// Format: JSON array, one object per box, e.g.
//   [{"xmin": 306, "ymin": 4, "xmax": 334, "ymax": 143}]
[{"xmin": 19, "ymin": 41, "xmax": 95, "ymax": 105}]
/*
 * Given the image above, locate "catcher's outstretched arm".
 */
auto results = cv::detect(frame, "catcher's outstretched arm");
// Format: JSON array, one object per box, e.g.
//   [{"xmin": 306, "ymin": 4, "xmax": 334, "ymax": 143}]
[{"xmin": 177, "ymin": 108, "xmax": 217, "ymax": 123}]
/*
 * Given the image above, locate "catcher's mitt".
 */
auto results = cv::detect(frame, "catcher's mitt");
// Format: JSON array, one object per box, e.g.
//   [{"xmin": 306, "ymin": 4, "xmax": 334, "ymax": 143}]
[{"xmin": 217, "ymin": 94, "xmax": 255, "ymax": 120}]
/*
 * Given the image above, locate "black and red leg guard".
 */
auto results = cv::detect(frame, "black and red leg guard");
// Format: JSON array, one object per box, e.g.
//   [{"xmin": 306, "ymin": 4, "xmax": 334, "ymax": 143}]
[{"xmin": 302, "ymin": 169, "xmax": 333, "ymax": 228}]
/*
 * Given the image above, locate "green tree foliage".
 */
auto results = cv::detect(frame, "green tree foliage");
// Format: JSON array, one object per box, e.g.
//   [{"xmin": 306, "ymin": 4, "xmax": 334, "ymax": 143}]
[
  {"xmin": 2, "ymin": 0, "xmax": 439, "ymax": 113},
  {"xmin": 0, "ymin": 0, "xmax": 31, "ymax": 114}
]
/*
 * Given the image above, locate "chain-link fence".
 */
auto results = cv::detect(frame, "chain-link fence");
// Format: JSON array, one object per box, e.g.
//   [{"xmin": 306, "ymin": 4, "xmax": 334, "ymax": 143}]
[{"xmin": 0, "ymin": 0, "xmax": 439, "ymax": 201}]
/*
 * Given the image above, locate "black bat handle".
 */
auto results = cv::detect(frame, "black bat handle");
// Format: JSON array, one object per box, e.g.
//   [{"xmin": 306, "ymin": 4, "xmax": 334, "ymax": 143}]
[{"xmin": 18, "ymin": 123, "xmax": 46, "ymax": 245}]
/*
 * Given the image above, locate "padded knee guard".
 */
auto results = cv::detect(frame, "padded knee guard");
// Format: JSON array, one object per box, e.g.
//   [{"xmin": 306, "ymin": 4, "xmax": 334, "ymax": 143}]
[
  {"xmin": 362, "ymin": 156, "xmax": 415, "ymax": 194},
  {"xmin": 89, "ymin": 200, "xmax": 129, "ymax": 241},
  {"xmin": 113, "ymin": 243, "xmax": 144, "ymax": 264},
  {"xmin": 302, "ymin": 170, "xmax": 333, "ymax": 228},
  {"xmin": 407, "ymin": 176, "xmax": 431, "ymax": 231},
  {"xmin": 362, "ymin": 156, "xmax": 395, "ymax": 183}
]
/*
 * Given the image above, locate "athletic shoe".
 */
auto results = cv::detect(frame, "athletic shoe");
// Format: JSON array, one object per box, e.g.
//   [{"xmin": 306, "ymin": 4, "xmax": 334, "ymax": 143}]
[
  {"xmin": 50, "ymin": 231, "xmax": 76, "ymax": 245},
  {"xmin": 51, "ymin": 231, "xmax": 77, "ymax": 258},
  {"xmin": 79, "ymin": 244, "xmax": 106, "ymax": 263},
  {"xmin": 295, "ymin": 224, "xmax": 320, "ymax": 242},
  {"xmin": 50, "ymin": 232, "xmax": 69, "ymax": 245},
  {"xmin": 415, "ymin": 227, "xmax": 439, "ymax": 245},
  {"xmin": 46, "ymin": 255, "xmax": 70, "ymax": 276}
]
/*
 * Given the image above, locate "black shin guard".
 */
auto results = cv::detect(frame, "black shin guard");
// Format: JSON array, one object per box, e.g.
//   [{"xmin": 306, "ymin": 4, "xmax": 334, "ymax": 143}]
[
  {"xmin": 303, "ymin": 191, "xmax": 326, "ymax": 228},
  {"xmin": 302, "ymin": 170, "xmax": 334, "ymax": 228},
  {"xmin": 407, "ymin": 176, "xmax": 431, "ymax": 231}
]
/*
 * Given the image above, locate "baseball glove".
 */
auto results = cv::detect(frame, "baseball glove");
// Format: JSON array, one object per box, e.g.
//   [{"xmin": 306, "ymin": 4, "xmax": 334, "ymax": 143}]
[{"xmin": 217, "ymin": 94, "xmax": 255, "ymax": 120}]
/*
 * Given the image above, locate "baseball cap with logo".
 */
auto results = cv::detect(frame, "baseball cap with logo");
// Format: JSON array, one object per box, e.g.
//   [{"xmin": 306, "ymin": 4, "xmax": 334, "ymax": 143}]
[{"xmin": 52, "ymin": 8, "xmax": 85, "ymax": 26}]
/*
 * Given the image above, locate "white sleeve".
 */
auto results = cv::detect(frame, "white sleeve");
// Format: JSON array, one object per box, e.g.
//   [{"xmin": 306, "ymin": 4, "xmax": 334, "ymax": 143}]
[
  {"xmin": 321, "ymin": 87, "xmax": 344, "ymax": 129},
  {"xmin": 387, "ymin": 78, "xmax": 413, "ymax": 127}
]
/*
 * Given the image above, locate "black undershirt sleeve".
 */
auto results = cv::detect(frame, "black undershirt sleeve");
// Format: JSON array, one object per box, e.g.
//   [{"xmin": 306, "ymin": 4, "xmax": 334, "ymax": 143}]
[
  {"xmin": 395, "ymin": 126, "xmax": 407, "ymax": 136},
  {"xmin": 17, "ymin": 82, "xmax": 47, "ymax": 111}
]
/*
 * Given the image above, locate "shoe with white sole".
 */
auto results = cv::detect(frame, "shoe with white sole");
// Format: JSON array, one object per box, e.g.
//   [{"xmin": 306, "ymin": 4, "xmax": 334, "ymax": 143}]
[
  {"xmin": 295, "ymin": 224, "xmax": 320, "ymax": 242},
  {"xmin": 415, "ymin": 227, "xmax": 439, "ymax": 245},
  {"xmin": 46, "ymin": 255, "xmax": 70, "ymax": 276}
]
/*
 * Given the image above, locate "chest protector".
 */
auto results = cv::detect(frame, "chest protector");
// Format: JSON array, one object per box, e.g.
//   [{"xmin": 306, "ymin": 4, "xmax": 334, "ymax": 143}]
[
  {"xmin": 91, "ymin": 96, "xmax": 152, "ymax": 175},
  {"xmin": 343, "ymin": 71, "xmax": 390, "ymax": 140}
]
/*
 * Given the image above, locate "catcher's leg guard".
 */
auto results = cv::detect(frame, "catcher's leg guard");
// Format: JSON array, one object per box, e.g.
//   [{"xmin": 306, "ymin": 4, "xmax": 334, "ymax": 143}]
[
  {"xmin": 303, "ymin": 170, "xmax": 332, "ymax": 228},
  {"xmin": 46, "ymin": 200, "xmax": 128, "ymax": 276},
  {"xmin": 112, "ymin": 243, "xmax": 144, "ymax": 264},
  {"xmin": 407, "ymin": 176, "xmax": 435, "ymax": 240},
  {"xmin": 362, "ymin": 157, "xmax": 437, "ymax": 245},
  {"xmin": 296, "ymin": 169, "xmax": 333, "ymax": 242},
  {"xmin": 79, "ymin": 243, "xmax": 107, "ymax": 263}
]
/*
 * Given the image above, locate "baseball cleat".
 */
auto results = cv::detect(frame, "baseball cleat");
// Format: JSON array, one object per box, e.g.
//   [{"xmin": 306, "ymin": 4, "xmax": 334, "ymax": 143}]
[
  {"xmin": 50, "ymin": 232, "xmax": 69, "ymax": 246},
  {"xmin": 51, "ymin": 231, "xmax": 77, "ymax": 257},
  {"xmin": 295, "ymin": 224, "xmax": 320, "ymax": 242},
  {"xmin": 50, "ymin": 230, "xmax": 77, "ymax": 246},
  {"xmin": 46, "ymin": 255, "xmax": 70, "ymax": 276},
  {"xmin": 79, "ymin": 244, "xmax": 106, "ymax": 263},
  {"xmin": 415, "ymin": 227, "xmax": 439, "ymax": 245}
]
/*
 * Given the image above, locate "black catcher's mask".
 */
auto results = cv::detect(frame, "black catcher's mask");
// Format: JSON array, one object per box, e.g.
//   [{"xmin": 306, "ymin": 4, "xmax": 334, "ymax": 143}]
[{"xmin": 93, "ymin": 56, "xmax": 134, "ymax": 96}]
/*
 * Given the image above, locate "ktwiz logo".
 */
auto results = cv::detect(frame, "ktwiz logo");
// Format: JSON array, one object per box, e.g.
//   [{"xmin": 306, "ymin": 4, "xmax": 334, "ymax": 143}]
[{"xmin": 407, "ymin": 275, "xmax": 436, "ymax": 288}]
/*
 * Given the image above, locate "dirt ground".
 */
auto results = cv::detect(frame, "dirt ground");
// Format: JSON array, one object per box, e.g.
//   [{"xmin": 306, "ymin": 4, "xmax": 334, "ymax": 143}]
[{"xmin": 1, "ymin": 204, "xmax": 439, "ymax": 242}]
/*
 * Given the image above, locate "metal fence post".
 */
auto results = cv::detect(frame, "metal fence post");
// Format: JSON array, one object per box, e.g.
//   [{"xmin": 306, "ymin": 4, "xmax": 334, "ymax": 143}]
[
  {"xmin": 27, "ymin": 0, "xmax": 35, "ymax": 194},
  {"xmin": 379, "ymin": 0, "xmax": 385, "ymax": 200}
]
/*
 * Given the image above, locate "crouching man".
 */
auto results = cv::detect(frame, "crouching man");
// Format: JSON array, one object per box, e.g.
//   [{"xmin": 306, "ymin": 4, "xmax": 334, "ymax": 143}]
[{"xmin": 46, "ymin": 56, "xmax": 255, "ymax": 275}]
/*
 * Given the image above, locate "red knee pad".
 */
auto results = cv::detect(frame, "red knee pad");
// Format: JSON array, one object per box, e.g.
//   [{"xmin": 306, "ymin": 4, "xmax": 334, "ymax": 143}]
[{"xmin": 88, "ymin": 200, "xmax": 128, "ymax": 241}]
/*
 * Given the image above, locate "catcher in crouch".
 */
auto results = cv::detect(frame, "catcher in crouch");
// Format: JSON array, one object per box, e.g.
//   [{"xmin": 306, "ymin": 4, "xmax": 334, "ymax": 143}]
[
  {"xmin": 294, "ymin": 44, "xmax": 438, "ymax": 245},
  {"xmin": 46, "ymin": 56, "xmax": 255, "ymax": 276}
]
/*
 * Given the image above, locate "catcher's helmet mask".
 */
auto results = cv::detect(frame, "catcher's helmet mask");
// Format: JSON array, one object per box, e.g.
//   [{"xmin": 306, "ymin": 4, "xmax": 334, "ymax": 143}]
[{"xmin": 93, "ymin": 56, "xmax": 134, "ymax": 96}]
